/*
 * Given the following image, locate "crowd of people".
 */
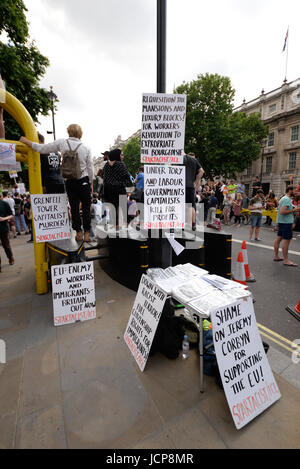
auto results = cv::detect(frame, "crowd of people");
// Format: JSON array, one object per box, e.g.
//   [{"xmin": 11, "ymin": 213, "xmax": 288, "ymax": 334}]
[{"xmin": 1, "ymin": 126, "xmax": 300, "ymax": 270}]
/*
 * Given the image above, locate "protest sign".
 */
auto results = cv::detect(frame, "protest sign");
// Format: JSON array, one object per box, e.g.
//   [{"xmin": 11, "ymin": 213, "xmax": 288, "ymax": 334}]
[
  {"xmin": 9, "ymin": 170, "xmax": 18, "ymax": 179},
  {"xmin": 0, "ymin": 142, "xmax": 16, "ymax": 166},
  {"xmin": 144, "ymin": 164, "xmax": 185, "ymax": 229},
  {"xmin": 17, "ymin": 183, "xmax": 26, "ymax": 194},
  {"xmin": 31, "ymin": 193, "xmax": 71, "ymax": 243},
  {"xmin": 141, "ymin": 93, "xmax": 186, "ymax": 164},
  {"xmin": 124, "ymin": 275, "xmax": 167, "ymax": 372},
  {"xmin": 211, "ymin": 297, "xmax": 281, "ymax": 430},
  {"xmin": 51, "ymin": 261, "xmax": 96, "ymax": 326},
  {"xmin": 0, "ymin": 162, "xmax": 22, "ymax": 172}
]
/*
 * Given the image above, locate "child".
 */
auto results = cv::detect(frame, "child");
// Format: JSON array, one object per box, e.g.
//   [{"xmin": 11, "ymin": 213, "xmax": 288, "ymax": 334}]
[{"xmin": 233, "ymin": 193, "xmax": 242, "ymax": 226}]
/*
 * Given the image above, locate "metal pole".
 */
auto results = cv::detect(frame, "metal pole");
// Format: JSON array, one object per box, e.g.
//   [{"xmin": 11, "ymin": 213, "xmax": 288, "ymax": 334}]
[
  {"xmin": 51, "ymin": 101, "xmax": 56, "ymax": 141},
  {"xmin": 157, "ymin": 0, "xmax": 172, "ymax": 268}
]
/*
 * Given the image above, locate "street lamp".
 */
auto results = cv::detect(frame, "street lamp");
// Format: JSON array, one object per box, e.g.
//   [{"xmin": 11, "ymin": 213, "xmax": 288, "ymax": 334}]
[
  {"xmin": 260, "ymin": 138, "xmax": 267, "ymax": 186},
  {"xmin": 46, "ymin": 86, "xmax": 57, "ymax": 140}
]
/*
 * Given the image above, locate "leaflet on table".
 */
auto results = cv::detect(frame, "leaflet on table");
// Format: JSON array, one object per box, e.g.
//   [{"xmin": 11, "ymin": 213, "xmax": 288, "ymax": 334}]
[
  {"xmin": 226, "ymin": 288, "xmax": 252, "ymax": 300},
  {"xmin": 174, "ymin": 263, "xmax": 208, "ymax": 278},
  {"xmin": 171, "ymin": 277, "xmax": 216, "ymax": 304},
  {"xmin": 187, "ymin": 290, "xmax": 234, "ymax": 316},
  {"xmin": 202, "ymin": 274, "xmax": 248, "ymax": 291}
]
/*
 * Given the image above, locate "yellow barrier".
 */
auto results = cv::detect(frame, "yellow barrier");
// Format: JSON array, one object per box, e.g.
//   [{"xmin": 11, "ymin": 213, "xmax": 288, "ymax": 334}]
[
  {"xmin": 1, "ymin": 90, "xmax": 48, "ymax": 294},
  {"xmin": 216, "ymin": 208, "xmax": 278, "ymax": 223}
]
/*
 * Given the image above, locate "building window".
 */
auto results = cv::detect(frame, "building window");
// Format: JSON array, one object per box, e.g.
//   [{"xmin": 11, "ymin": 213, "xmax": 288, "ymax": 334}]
[
  {"xmin": 269, "ymin": 104, "xmax": 276, "ymax": 114},
  {"xmin": 291, "ymin": 126, "xmax": 299, "ymax": 142},
  {"xmin": 246, "ymin": 165, "xmax": 252, "ymax": 177},
  {"xmin": 268, "ymin": 132, "xmax": 274, "ymax": 147},
  {"xmin": 288, "ymin": 152, "xmax": 297, "ymax": 171},
  {"xmin": 266, "ymin": 156, "xmax": 272, "ymax": 174}
]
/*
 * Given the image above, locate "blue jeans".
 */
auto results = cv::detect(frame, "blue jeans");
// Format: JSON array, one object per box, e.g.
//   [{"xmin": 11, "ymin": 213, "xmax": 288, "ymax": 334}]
[{"xmin": 15, "ymin": 214, "xmax": 28, "ymax": 233}]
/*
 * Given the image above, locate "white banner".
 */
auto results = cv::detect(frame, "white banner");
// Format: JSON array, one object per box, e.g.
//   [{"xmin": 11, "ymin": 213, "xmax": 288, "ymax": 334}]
[
  {"xmin": 211, "ymin": 298, "xmax": 281, "ymax": 430},
  {"xmin": 141, "ymin": 93, "xmax": 186, "ymax": 164},
  {"xmin": 51, "ymin": 262, "xmax": 96, "ymax": 326},
  {"xmin": 124, "ymin": 275, "xmax": 167, "ymax": 372},
  {"xmin": 0, "ymin": 143, "xmax": 16, "ymax": 166},
  {"xmin": 144, "ymin": 165, "xmax": 185, "ymax": 229},
  {"xmin": 31, "ymin": 193, "xmax": 71, "ymax": 243}
]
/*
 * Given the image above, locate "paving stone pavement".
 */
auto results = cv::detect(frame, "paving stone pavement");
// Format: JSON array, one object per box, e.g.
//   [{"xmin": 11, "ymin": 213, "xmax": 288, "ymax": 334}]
[{"xmin": 0, "ymin": 236, "xmax": 299, "ymax": 449}]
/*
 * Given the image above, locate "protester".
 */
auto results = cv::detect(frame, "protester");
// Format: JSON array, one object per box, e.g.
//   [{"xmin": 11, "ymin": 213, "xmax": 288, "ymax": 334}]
[
  {"xmin": 227, "ymin": 180, "xmax": 237, "ymax": 199},
  {"xmin": 207, "ymin": 191, "xmax": 218, "ymax": 225},
  {"xmin": 274, "ymin": 186, "xmax": 299, "ymax": 266},
  {"xmin": 252, "ymin": 176, "xmax": 262, "ymax": 197},
  {"xmin": 233, "ymin": 193, "xmax": 243, "ymax": 227},
  {"xmin": 90, "ymin": 193, "xmax": 103, "ymax": 239},
  {"xmin": 248, "ymin": 189, "xmax": 265, "ymax": 241},
  {"xmin": 242, "ymin": 192, "xmax": 250, "ymax": 210},
  {"xmin": 214, "ymin": 181, "xmax": 224, "ymax": 208},
  {"xmin": 199, "ymin": 192, "xmax": 209, "ymax": 223},
  {"xmin": 2, "ymin": 191, "xmax": 16, "ymax": 238},
  {"xmin": 223, "ymin": 194, "xmax": 232, "ymax": 225},
  {"xmin": 38, "ymin": 133, "xmax": 65, "ymax": 194},
  {"xmin": 24, "ymin": 194, "xmax": 33, "ymax": 242},
  {"xmin": 0, "ymin": 195, "xmax": 14, "ymax": 270},
  {"xmin": 20, "ymin": 124, "xmax": 94, "ymax": 242},
  {"xmin": 265, "ymin": 191, "xmax": 278, "ymax": 226},
  {"xmin": 13, "ymin": 192, "xmax": 29, "ymax": 235},
  {"xmin": 183, "ymin": 153, "xmax": 204, "ymax": 230},
  {"xmin": 236, "ymin": 181, "xmax": 245, "ymax": 196},
  {"xmin": 133, "ymin": 166, "xmax": 144, "ymax": 203},
  {"xmin": 102, "ymin": 148, "xmax": 132, "ymax": 229}
]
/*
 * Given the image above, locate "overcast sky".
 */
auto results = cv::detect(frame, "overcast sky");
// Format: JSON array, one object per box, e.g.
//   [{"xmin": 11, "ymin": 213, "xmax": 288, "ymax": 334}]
[{"xmin": 22, "ymin": 0, "xmax": 300, "ymax": 157}]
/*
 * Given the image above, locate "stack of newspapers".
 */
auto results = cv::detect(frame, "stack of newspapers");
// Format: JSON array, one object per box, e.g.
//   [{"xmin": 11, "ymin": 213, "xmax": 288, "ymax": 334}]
[{"xmin": 147, "ymin": 264, "xmax": 251, "ymax": 317}]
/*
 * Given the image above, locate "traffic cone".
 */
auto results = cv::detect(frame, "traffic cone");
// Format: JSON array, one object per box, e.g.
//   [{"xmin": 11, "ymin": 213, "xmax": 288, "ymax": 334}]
[
  {"xmin": 286, "ymin": 300, "xmax": 300, "ymax": 321},
  {"xmin": 233, "ymin": 251, "xmax": 247, "ymax": 286},
  {"xmin": 241, "ymin": 241, "xmax": 256, "ymax": 283}
]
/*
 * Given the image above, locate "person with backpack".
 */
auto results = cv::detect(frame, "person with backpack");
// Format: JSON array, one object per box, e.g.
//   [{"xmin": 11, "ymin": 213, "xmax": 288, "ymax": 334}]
[{"xmin": 20, "ymin": 124, "xmax": 94, "ymax": 242}]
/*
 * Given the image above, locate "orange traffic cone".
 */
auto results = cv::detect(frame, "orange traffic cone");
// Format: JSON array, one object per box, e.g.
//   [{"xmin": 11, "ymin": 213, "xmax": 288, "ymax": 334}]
[
  {"xmin": 241, "ymin": 241, "xmax": 256, "ymax": 283},
  {"xmin": 286, "ymin": 300, "xmax": 300, "ymax": 321},
  {"xmin": 233, "ymin": 251, "xmax": 247, "ymax": 286}
]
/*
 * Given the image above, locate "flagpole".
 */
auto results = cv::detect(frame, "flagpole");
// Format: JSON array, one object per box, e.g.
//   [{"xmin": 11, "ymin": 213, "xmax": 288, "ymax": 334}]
[{"xmin": 284, "ymin": 27, "xmax": 289, "ymax": 82}]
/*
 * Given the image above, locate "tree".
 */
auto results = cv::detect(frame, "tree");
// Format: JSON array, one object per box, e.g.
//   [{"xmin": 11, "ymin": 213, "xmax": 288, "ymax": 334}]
[
  {"xmin": 175, "ymin": 73, "xmax": 268, "ymax": 178},
  {"xmin": 122, "ymin": 137, "xmax": 141, "ymax": 177},
  {"xmin": 0, "ymin": 0, "xmax": 52, "ymax": 186}
]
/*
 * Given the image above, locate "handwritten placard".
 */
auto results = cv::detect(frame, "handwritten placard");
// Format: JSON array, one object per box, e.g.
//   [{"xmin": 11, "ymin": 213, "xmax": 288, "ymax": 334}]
[
  {"xmin": 0, "ymin": 142, "xmax": 16, "ymax": 166},
  {"xmin": 211, "ymin": 298, "xmax": 281, "ymax": 430},
  {"xmin": 51, "ymin": 262, "xmax": 96, "ymax": 326},
  {"xmin": 31, "ymin": 193, "xmax": 71, "ymax": 243},
  {"xmin": 124, "ymin": 275, "xmax": 167, "ymax": 372},
  {"xmin": 141, "ymin": 93, "xmax": 186, "ymax": 164},
  {"xmin": 144, "ymin": 164, "xmax": 185, "ymax": 229}
]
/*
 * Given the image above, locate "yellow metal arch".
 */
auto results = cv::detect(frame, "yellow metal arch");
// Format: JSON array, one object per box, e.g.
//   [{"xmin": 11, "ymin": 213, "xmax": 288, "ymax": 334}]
[{"xmin": 1, "ymin": 89, "xmax": 48, "ymax": 294}]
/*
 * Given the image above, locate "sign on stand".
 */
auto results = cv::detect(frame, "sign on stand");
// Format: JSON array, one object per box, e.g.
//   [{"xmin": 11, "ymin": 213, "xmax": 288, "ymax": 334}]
[
  {"xmin": 144, "ymin": 164, "xmax": 185, "ymax": 229},
  {"xmin": 51, "ymin": 261, "xmax": 96, "ymax": 326},
  {"xmin": 141, "ymin": 93, "xmax": 186, "ymax": 164},
  {"xmin": 211, "ymin": 297, "xmax": 281, "ymax": 430},
  {"xmin": 124, "ymin": 275, "xmax": 167, "ymax": 372},
  {"xmin": 31, "ymin": 193, "xmax": 71, "ymax": 243}
]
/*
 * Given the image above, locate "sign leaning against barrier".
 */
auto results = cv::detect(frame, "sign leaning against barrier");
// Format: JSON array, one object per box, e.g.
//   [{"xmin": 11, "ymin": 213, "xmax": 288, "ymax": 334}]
[
  {"xmin": 124, "ymin": 275, "xmax": 167, "ymax": 372},
  {"xmin": 51, "ymin": 261, "xmax": 96, "ymax": 326},
  {"xmin": 31, "ymin": 193, "xmax": 71, "ymax": 243},
  {"xmin": 211, "ymin": 297, "xmax": 281, "ymax": 430}
]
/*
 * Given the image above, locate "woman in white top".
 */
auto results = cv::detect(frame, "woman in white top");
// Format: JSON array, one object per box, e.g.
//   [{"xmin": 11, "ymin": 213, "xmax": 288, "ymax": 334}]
[{"xmin": 20, "ymin": 124, "xmax": 94, "ymax": 242}]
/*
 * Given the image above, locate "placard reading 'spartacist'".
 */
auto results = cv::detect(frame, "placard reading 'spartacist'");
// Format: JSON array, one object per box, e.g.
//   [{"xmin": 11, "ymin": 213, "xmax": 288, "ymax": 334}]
[{"xmin": 31, "ymin": 193, "xmax": 71, "ymax": 243}]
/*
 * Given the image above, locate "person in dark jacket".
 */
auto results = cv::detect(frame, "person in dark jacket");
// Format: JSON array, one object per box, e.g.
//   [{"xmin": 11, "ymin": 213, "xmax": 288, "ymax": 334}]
[
  {"xmin": 102, "ymin": 149, "xmax": 132, "ymax": 228},
  {"xmin": 38, "ymin": 133, "xmax": 65, "ymax": 194}
]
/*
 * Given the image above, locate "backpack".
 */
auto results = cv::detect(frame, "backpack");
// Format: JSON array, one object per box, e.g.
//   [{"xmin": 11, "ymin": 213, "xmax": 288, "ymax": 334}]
[
  {"xmin": 61, "ymin": 140, "xmax": 82, "ymax": 179},
  {"xmin": 14, "ymin": 198, "xmax": 22, "ymax": 216}
]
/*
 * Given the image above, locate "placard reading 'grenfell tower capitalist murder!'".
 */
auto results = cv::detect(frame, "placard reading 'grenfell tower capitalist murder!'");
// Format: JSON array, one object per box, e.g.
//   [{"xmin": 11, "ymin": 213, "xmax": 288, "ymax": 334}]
[
  {"xmin": 144, "ymin": 165, "xmax": 185, "ymax": 229},
  {"xmin": 31, "ymin": 193, "xmax": 71, "ymax": 243},
  {"xmin": 141, "ymin": 93, "xmax": 186, "ymax": 164},
  {"xmin": 124, "ymin": 275, "xmax": 167, "ymax": 372},
  {"xmin": 51, "ymin": 262, "xmax": 96, "ymax": 326},
  {"xmin": 210, "ymin": 298, "xmax": 281, "ymax": 430}
]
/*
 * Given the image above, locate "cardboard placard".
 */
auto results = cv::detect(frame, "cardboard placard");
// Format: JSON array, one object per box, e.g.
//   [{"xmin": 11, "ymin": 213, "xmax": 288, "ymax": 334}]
[
  {"xmin": 31, "ymin": 193, "xmax": 71, "ymax": 243},
  {"xmin": 124, "ymin": 275, "xmax": 167, "ymax": 372},
  {"xmin": 141, "ymin": 93, "xmax": 186, "ymax": 164},
  {"xmin": 51, "ymin": 262, "xmax": 96, "ymax": 326},
  {"xmin": 0, "ymin": 143, "xmax": 16, "ymax": 166},
  {"xmin": 211, "ymin": 298, "xmax": 281, "ymax": 430},
  {"xmin": 144, "ymin": 165, "xmax": 185, "ymax": 229}
]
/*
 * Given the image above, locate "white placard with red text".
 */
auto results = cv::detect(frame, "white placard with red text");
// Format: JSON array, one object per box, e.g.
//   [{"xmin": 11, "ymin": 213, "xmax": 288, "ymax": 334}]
[
  {"xmin": 51, "ymin": 262, "xmax": 96, "ymax": 326},
  {"xmin": 31, "ymin": 193, "xmax": 71, "ymax": 243},
  {"xmin": 141, "ymin": 93, "xmax": 186, "ymax": 164},
  {"xmin": 144, "ymin": 164, "xmax": 185, "ymax": 229},
  {"xmin": 210, "ymin": 297, "xmax": 281, "ymax": 430},
  {"xmin": 124, "ymin": 275, "xmax": 167, "ymax": 372}
]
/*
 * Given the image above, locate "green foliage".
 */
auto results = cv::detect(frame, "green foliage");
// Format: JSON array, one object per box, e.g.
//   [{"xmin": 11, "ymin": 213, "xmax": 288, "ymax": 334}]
[
  {"xmin": 175, "ymin": 73, "xmax": 268, "ymax": 178},
  {"xmin": 122, "ymin": 137, "xmax": 141, "ymax": 178},
  {"xmin": 0, "ymin": 0, "xmax": 29, "ymax": 44}
]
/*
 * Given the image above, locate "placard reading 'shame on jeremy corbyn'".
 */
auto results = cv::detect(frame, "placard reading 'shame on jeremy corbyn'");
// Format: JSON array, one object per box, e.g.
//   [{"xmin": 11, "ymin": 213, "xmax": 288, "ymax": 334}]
[{"xmin": 31, "ymin": 193, "xmax": 71, "ymax": 243}]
